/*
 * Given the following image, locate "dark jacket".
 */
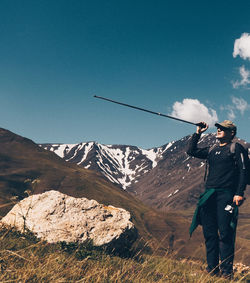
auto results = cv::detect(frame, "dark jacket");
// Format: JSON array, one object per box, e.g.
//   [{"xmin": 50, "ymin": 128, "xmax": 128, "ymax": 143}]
[{"xmin": 187, "ymin": 133, "xmax": 247, "ymax": 196}]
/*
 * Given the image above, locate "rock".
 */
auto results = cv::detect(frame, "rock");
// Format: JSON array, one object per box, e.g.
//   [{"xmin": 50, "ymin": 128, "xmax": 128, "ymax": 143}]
[{"xmin": 0, "ymin": 190, "xmax": 137, "ymax": 251}]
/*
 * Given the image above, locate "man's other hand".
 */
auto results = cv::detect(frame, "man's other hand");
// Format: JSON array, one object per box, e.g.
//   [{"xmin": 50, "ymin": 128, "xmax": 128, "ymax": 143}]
[{"xmin": 233, "ymin": 195, "xmax": 244, "ymax": 206}]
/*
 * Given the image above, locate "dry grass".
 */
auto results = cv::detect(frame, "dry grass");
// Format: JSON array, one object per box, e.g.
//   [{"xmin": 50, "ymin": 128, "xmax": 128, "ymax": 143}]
[{"xmin": 0, "ymin": 228, "xmax": 249, "ymax": 283}]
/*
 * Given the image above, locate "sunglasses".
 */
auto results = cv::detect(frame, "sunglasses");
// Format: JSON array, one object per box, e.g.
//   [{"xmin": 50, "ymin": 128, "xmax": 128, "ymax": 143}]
[{"xmin": 217, "ymin": 127, "xmax": 231, "ymax": 132}]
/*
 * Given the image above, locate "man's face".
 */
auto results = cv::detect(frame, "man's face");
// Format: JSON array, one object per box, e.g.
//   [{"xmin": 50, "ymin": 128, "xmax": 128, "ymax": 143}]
[{"xmin": 216, "ymin": 127, "xmax": 234, "ymax": 140}]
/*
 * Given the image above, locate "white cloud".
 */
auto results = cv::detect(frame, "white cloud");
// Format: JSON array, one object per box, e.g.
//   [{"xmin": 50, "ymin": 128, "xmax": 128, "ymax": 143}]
[
  {"xmin": 227, "ymin": 108, "xmax": 236, "ymax": 120},
  {"xmin": 220, "ymin": 105, "xmax": 236, "ymax": 120},
  {"xmin": 221, "ymin": 97, "xmax": 249, "ymax": 120},
  {"xmin": 233, "ymin": 33, "xmax": 250, "ymax": 60},
  {"xmin": 170, "ymin": 98, "xmax": 218, "ymax": 127},
  {"xmin": 232, "ymin": 65, "xmax": 250, "ymax": 88},
  {"xmin": 232, "ymin": 96, "xmax": 249, "ymax": 115}
]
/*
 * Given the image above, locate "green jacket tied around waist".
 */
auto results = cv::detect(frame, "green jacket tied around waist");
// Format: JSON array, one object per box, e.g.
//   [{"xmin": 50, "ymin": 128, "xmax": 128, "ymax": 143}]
[{"xmin": 189, "ymin": 188, "xmax": 238, "ymax": 237}]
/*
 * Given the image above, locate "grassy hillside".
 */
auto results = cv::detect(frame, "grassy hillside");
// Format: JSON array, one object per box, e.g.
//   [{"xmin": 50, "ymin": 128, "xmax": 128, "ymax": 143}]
[{"xmin": 0, "ymin": 228, "xmax": 249, "ymax": 282}]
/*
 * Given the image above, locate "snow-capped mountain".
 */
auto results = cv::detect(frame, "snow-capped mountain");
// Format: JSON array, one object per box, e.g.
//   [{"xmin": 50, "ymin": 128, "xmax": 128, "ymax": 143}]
[
  {"xmin": 41, "ymin": 141, "xmax": 174, "ymax": 189},
  {"xmin": 41, "ymin": 134, "xmax": 250, "ymax": 211}
]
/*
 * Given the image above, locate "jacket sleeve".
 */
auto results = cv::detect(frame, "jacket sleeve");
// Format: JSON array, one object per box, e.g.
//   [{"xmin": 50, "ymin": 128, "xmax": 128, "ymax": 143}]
[
  {"xmin": 234, "ymin": 143, "xmax": 247, "ymax": 196},
  {"xmin": 187, "ymin": 133, "xmax": 209, "ymax": 159}
]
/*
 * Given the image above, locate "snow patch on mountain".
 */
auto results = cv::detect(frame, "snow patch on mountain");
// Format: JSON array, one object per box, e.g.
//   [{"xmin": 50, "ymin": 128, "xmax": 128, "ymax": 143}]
[
  {"xmin": 77, "ymin": 142, "xmax": 95, "ymax": 165},
  {"xmin": 44, "ymin": 144, "xmax": 77, "ymax": 158},
  {"xmin": 41, "ymin": 140, "xmax": 176, "ymax": 190}
]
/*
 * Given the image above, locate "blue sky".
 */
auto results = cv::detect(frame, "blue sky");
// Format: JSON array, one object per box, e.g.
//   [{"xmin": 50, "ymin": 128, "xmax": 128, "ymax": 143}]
[{"xmin": 1, "ymin": 0, "xmax": 250, "ymax": 149}]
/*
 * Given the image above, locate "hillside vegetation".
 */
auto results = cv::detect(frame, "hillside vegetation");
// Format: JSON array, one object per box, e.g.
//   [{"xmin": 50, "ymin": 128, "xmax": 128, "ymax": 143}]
[{"xmin": 0, "ymin": 227, "xmax": 249, "ymax": 282}]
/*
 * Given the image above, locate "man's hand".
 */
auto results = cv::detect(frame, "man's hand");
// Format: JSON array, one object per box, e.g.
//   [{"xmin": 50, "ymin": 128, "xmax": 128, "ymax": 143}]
[
  {"xmin": 233, "ymin": 195, "xmax": 244, "ymax": 206},
  {"xmin": 196, "ymin": 122, "xmax": 209, "ymax": 134}
]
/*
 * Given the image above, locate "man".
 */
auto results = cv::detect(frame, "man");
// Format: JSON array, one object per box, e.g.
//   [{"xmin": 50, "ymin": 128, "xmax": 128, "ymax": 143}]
[{"xmin": 187, "ymin": 120, "xmax": 247, "ymax": 278}]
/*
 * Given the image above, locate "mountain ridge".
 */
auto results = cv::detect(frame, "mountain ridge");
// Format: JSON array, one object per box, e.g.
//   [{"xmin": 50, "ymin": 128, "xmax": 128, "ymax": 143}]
[
  {"xmin": 41, "ymin": 134, "xmax": 250, "ymax": 212},
  {"xmin": 41, "ymin": 141, "xmax": 174, "ymax": 189},
  {"xmin": 0, "ymin": 127, "xmax": 203, "ymax": 260}
]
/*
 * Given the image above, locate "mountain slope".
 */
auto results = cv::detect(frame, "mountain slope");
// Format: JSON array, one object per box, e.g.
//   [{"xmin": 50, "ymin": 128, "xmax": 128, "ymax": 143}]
[{"xmin": 0, "ymin": 127, "xmax": 203, "ymax": 259}]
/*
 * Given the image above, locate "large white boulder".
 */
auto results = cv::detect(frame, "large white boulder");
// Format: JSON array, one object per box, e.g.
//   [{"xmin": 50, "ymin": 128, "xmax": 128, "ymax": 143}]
[{"xmin": 0, "ymin": 190, "xmax": 136, "ymax": 248}]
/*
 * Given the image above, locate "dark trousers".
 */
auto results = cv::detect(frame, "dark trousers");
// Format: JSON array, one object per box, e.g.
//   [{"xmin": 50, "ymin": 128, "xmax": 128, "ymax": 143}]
[{"xmin": 200, "ymin": 190, "xmax": 235, "ymax": 274}]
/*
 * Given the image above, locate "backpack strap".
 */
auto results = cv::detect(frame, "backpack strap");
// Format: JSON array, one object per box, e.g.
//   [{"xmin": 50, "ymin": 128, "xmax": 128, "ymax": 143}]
[
  {"xmin": 231, "ymin": 142, "xmax": 248, "ymax": 170},
  {"xmin": 230, "ymin": 142, "xmax": 236, "ymax": 154},
  {"xmin": 230, "ymin": 142, "xmax": 250, "ymax": 185}
]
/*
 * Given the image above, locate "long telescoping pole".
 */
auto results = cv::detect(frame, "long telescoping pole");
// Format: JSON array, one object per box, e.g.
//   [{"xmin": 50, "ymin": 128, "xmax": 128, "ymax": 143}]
[{"xmin": 93, "ymin": 95, "xmax": 205, "ymax": 128}]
